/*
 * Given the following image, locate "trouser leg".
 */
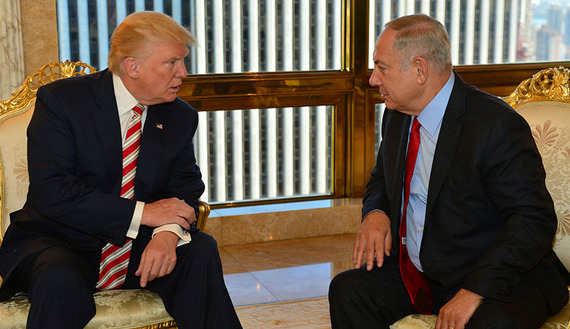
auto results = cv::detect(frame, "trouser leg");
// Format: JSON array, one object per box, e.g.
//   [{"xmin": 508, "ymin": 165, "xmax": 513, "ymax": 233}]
[
  {"xmin": 144, "ymin": 232, "xmax": 242, "ymax": 329},
  {"xmin": 329, "ymin": 257, "xmax": 417, "ymax": 329},
  {"xmin": 9, "ymin": 246, "xmax": 98, "ymax": 329},
  {"xmin": 466, "ymin": 274, "xmax": 552, "ymax": 329}
]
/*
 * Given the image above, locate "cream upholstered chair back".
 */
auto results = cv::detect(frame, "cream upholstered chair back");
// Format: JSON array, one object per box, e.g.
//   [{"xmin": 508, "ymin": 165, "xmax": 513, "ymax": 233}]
[
  {"xmin": 0, "ymin": 61, "xmax": 96, "ymax": 243},
  {"xmin": 390, "ymin": 67, "xmax": 570, "ymax": 328},
  {"xmin": 504, "ymin": 66, "xmax": 570, "ymax": 273}
]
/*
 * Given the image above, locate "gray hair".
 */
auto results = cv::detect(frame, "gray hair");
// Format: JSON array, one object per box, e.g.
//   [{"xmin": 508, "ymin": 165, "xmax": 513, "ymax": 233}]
[{"xmin": 385, "ymin": 14, "xmax": 452, "ymax": 74}]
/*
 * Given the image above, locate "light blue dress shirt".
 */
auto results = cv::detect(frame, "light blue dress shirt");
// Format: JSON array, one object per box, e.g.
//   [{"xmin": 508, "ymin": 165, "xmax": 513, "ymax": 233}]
[{"xmin": 406, "ymin": 73, "xmax": 455, "ymax": 272}]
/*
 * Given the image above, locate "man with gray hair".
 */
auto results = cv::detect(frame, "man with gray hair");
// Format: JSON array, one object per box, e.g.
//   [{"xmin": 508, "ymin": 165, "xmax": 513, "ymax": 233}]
[{"xmin": 329, "ymin": 14, "xmax": 569, "ymax": 329}]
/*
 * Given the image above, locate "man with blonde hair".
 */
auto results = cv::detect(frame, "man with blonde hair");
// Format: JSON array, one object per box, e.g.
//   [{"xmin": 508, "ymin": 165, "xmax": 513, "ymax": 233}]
[
  {"xmin": 329, "ymin": 14, "xmax": 569, "ymax": 329},
  {"xmin": 0, "ymin": 11, "xmax": 242, "ymax": 329}
]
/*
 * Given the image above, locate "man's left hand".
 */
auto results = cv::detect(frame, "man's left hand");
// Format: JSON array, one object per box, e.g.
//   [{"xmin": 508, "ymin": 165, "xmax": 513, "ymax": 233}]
[
  {"xmin": 435, "ymin": 289, "xmax": 484, "ymax": 329},
  {"xmin": 135, "ymin": 231, "xmax": 179, "ymax": 287}
]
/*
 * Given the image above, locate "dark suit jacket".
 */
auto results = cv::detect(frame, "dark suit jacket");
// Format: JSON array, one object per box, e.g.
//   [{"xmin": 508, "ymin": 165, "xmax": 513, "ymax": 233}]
[
  {"xmin": 362, "ymin": 72, "xmax": 569, "ymax": 312},
  {"xmin": 0, "ymin": 69, "xmax": 205, "ymax": 298}
]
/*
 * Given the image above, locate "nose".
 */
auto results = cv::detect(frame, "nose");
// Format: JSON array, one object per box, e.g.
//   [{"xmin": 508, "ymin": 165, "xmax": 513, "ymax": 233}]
[
  {"xmin": 175, "ymin": 60, "xmax": 188, "ymax": 78},
  {"xmin": 369, "ymin": 68, "xmax": 381, "ymax": 87}
]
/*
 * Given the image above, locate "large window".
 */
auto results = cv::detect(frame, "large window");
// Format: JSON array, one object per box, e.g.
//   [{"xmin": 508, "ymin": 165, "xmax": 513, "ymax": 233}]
[{"xmin": 57, "ymin": 0, "xmax": 568, "ymax": 206}]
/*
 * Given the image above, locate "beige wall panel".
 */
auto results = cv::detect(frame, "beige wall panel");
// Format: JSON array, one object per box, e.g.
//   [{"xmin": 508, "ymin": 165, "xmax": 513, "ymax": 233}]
[{"xmin": 20, "ymin": 0, "xmax": 58, "ymax": 76}]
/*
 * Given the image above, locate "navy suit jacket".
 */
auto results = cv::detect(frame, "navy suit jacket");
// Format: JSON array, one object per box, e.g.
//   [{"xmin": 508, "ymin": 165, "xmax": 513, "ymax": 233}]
[
  {"xmin": 0, "ymin": 69, "xmax": 205, "ymax": 297},
  {"xmin": 362, "ymin": 72, "xmax": 569, "ymax": 312}
]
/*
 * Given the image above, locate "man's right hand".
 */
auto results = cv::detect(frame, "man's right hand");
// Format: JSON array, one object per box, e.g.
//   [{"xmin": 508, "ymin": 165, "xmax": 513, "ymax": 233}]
[
  {"xmin": 141, "ymin": 198, "xmax": 196, "ymax": 230},
  {"xmin": 353, "ymin": 211, "xmax": 392, "ymax": 271}
]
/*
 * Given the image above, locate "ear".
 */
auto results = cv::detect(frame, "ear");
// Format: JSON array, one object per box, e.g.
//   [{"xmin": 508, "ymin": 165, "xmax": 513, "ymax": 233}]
[
  {"xmin": 414, "ymin": 57, "xmax": 428, "ymax": 85},
  {"xmin": 123, "ymin": 57, "xmax": 140, "ymax": 79}
]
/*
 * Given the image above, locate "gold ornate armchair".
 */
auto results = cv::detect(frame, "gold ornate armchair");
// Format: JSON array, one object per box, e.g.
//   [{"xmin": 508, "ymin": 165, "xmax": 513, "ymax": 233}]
[
  {"xmin": 0, "ymin": 61, "xmax": 210, "ymax": 329},
  {"xmin": 391, "ymin": 67, "xmax": 570, "ymax": 329}
]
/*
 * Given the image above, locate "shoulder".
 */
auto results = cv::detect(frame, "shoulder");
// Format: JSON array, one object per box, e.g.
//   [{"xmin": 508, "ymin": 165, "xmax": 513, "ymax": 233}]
[{"xmin": 37, "ymin": 70, "xmax": 111, "ymax": 102}]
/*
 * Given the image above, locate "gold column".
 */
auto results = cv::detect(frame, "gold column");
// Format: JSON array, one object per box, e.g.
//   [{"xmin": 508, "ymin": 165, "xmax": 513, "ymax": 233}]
[{"xmin": 20, "ymin": 0, "xmax": 59, "ymax": 77}]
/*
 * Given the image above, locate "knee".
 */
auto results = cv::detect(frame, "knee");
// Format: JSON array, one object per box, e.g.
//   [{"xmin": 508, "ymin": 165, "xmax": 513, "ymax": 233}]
[
  {"xmin": 31, "ymin": 247, "xmax": 95, "ymax": 294},
  {"xmin": 329, "ymin": 270, "xmax": 362, "ymax": 303}
]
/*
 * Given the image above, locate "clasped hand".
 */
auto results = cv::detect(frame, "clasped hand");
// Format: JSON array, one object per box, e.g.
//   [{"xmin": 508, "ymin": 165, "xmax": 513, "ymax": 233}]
[{"xmin": 141, "ymin": 197, "xmax": 196, "ymax": 230}]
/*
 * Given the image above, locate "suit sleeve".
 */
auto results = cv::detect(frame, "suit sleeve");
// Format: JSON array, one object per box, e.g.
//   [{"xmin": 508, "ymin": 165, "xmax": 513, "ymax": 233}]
[
  {"xmin": 461, "ymin": 109, "xmax": 557, "ymax": 301},
  {"xmin": 362, "ymin": 109, "xmax": 392, "ymax": 220}
]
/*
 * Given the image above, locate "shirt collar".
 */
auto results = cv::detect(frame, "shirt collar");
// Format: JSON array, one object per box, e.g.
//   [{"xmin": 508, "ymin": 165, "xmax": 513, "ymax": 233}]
[
  {"xmin": 112, "ymin": 74, "xmax": 146, "ymax": 116},
  {"xmin": 417, "ymin": 73, "xmax": 455, "ymax": 136}
]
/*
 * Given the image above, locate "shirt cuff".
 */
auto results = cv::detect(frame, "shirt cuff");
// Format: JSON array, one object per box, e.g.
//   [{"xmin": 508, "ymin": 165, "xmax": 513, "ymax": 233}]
[
  {"xmin": 126, "ymin": 201, "xmax": 144, "ymax": 239},
  {"xmin": 152, "ymin": 224, "xmax": 192, "ymax": 247}
]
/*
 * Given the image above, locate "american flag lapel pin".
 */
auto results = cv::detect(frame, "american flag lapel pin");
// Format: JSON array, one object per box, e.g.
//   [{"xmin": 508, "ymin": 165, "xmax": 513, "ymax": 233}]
[{"xmin": 156, "ymin": 123, "xmax": 163, "ymax": 130}]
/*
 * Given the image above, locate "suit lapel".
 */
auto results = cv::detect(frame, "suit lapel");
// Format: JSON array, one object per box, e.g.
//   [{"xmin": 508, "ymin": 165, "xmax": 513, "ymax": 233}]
[
  {"xmin": 136, "ymin": 105, "xmax": 167, "ymax": 199},
  {"xmin": 426, "ymin": 72, "xmax": 467, "ymax": 217},
  {"xmin": 93, "ymin": 70, "xmax": 123, "ymax": 192}
]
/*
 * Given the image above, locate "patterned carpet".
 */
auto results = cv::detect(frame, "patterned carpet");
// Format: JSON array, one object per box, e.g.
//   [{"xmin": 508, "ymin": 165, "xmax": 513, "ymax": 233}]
[{"xmin": 235, "ymin": 297, "xmax": 331, "ymax": 329}]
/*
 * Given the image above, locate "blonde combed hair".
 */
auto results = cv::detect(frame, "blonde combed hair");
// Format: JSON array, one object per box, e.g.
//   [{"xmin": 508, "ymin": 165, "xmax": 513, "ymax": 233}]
[
  {"xmin": 386, "ymin": 14, "xmax": 452, "ymax": 75},
  {"xmin": 108, "ymin": 11, "xmax": 195, "ymax": 73}
]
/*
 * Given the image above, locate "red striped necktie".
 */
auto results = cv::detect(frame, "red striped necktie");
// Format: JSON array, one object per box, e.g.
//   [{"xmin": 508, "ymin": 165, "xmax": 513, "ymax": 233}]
[
  {"xmin": 96, "ymin": 104, "xmax": 144, "ymax": 290},
  {"xmin": 399, "ymin": 117, "xmax": 433, "ymax": 314}
]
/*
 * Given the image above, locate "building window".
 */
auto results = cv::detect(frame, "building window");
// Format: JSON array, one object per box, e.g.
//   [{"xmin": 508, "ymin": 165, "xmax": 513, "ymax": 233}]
[
  {"xmin": 368, "ymin": 0, "xmax": 570, "ymax": 68},
  {"xmin": 56, "ymin": 0, "xmax": 342, "ymax": 73}
]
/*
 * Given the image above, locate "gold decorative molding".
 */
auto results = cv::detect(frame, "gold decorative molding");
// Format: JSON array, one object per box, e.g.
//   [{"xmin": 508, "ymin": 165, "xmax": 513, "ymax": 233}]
[
  {"xmin": 504, "ymin": 66, "xmax": 570, "ymax": 108},
  {"xmin": 0, "ymin": 60, "xmax": 96, "ymax": 123},
  {"xmin": 133, "ymin": 320, "xmax": 177, "ymax": 329}
]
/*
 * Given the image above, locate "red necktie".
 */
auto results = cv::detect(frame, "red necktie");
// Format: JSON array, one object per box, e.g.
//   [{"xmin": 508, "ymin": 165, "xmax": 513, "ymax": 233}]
[
  {"xmin": 399, "ymin": 117, "xmax": 433, "ymax": 314},
  {"xmin": 96, "ymin": 104, "xmax": 144, "ymax": 290}
]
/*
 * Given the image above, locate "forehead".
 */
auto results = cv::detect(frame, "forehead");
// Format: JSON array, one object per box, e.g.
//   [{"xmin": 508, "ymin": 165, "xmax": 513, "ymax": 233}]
[
  {"xmin": 373, "ymin": 29, "xmax": 396, "ymax": 62},
  {"xmin": 144, "ymin": 41, "xmax": 189, "ymax": 60}
]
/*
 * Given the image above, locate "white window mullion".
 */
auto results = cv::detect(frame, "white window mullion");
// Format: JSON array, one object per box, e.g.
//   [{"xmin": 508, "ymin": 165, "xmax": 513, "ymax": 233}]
[
  {"xmin": 266, "ymin": 108, "xmax": 278, "ymax": 197},
  {"xmin": 214, "ymin": 111, "xmax": 227, "ymax": 201},
  {"xmin": 420, "ymin": 0, "xmax": 430, "ymax": 15},
  {"xmin": 316, "ymin": 106, "xmax": 327, "ymax": 193},
  {"xmin": 333, "ymin": 0, "xmax": 341, "ymax": 70},
  {"xmin": 232, "ymin": 111, "xmax": 244, "ymax": 200},
  {"xmin": 115, "ymin": 0, "xmax": 127, "ymax": 25},
  {"xmin": 479, "ymin": 0, "xmax": 491, "ymax": 64},
  {"xmin": 231, "ymin": 0, "xmax": 242, "ymax": 72},
  {"xmin": 96, "ymin": 0, "xmax": 109, "ymax": 69},
  {"xmin": 152, "ymin": 0, "xmax": 163, "ymax": 12},
  {"xmin": 464, "ymin": 0, "xmax": 476, "ymax": 65},
  {"xmin": 493, "ymin": 0, "xmax": 505, "ymax": 64},
  {"xmin": 134, "ymin": 0, "xmax": 145, "ymax": 12},
  {"xmin": 283, "ymin": 108, "xmax": 295, "ymax": 196},
  {"xmin": 508, "ymin": 0, "xmax": 519, "ymax": 63},
  {"xmin": 450, "ymin": 0, "xmax": 461, "ymax": 65},
  {"xmin": 57, "ymin": 0, "xmax": 71, "ymax": 61},
  {"xmin": 213, "ymin": 0, "xmax": 225, "ymax": 73},
  {"xmin": 172, "ymin": 0, "xmax": 182, "ymax": 24},
  {"xmin": 435, "ymin": 0, "xmax": 446, "ymax": 26},
  {"xmin": 77, "ymin": 0, "xmax": 91, "ymax": 64},
  {"xmin": 195, "ymin": 0, "xmax": 207, "ymax": 74},
  {"xmin": 249, "ymin": 110, "xmax": 261, "ymax": 199}
]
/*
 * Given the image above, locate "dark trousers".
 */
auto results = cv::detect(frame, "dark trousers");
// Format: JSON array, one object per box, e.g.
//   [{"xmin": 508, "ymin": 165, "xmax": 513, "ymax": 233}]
[
  {"xmin": 328, "ymin": 256, "xmax": 551, "ymax": 329},
  {"xmin": 7, "ymin": 231, "xmax": 242, "ymax": 329}
]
